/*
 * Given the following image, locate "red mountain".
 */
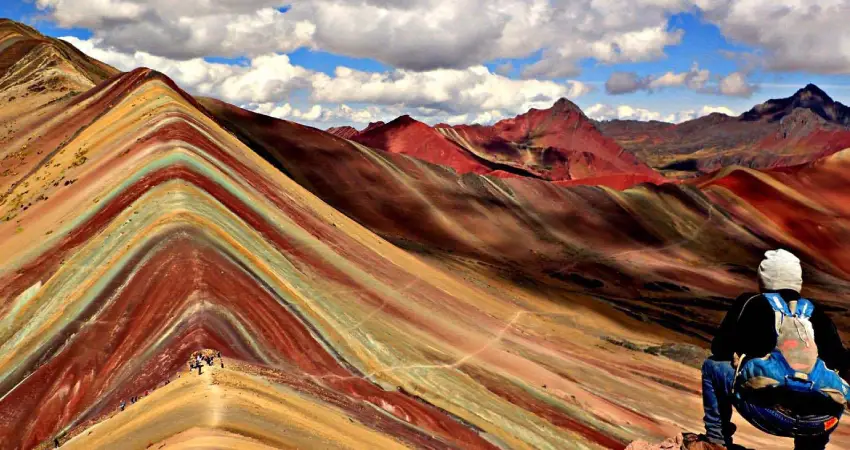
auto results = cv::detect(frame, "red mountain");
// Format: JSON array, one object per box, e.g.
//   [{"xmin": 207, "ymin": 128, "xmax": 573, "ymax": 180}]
[
  {"xmin": 597, "ymin": 84, "xmax": 850, "ymax": 177},
  {"xmin": 326, "ymin": 121, "xmax": 386, "ymax": 139},
  {"xmin": 349, "ymin": 99, "xmax": 664, "ymax": 189},
  {"xmin": 361, "ymin": 121, "xmax": 385, "ymax": 133},
  {"xmin": 326, "ymin": 125, "xmax": 359, "ymax": 139},
  {"xmin": 353, "ymin": 114, "xmax": 499, "ymax": 176}
]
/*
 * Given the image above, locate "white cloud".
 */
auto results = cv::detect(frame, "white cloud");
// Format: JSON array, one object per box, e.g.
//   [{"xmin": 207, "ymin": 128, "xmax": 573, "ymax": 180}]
[
  {"xmin": 62, "ymin": 36, "xmax": 315, "ymax": 104},
  {"xmin": 245, "ymin": 100, "xmax": 501, "ymax": 127},
  {"xmin": 697, "ymin": 0, "xmax": 850, "ymax": 74},
  {"xmin": 698, "ymin": 105, "xmax": 736, "ymax": 116},
  {"xmin": 604, "ymin": 64, "xmax": 755, "ymax": 97},
  {"xmin": 245, "ymin": 102, "xmax": 325, "ymax": 121},
  {"xmin": 648, "ymin": 63, "xmax": 710, "ymax": 90},
  {"xmin": 37, "ymin": 0, "xmax": 850, "ymax": 78},
  {"xmin": 522, "ymin": 23, "xmax": 685, "ymax": 78},
  {"xmin": 605, "ymin": 72, "xmax": 649, "ymax": 95},
  {"xmin": 248, "ymin": 102, "xmax": 294, "ymax": 119},
  {"xmin": 39, "ymin": 0, "xmax": 691, "ymax": 75},
  {"xmin": 64, "ymin": 36, "xmax": 592, "ymax": 122},
  {"xmin": 60, "ymin": 33, "xmax": 739, "ymax": 129},
  {"xmin": 717, "ymin": 71, "xmax": 756, "ymax": 97},
  {"xmin": 40, "ymin": 1, "xmax": 314, "ymax": 59},
  {"xmin": 587, "ymin": 103, "xmax": 737, "ymax": 123},
  {"xmin": 587, "ymin": 104, "xmax": 671, "ymax": 122},
  {"xmin": 311, "ymin": 65, "xmax": 592, "ymax": 116}
]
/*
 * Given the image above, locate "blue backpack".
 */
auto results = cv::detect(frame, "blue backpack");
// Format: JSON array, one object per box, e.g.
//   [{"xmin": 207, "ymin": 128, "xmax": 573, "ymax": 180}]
[{"xmin": 734, "ymin": 293, "xmax": 850, "ymax": 410}]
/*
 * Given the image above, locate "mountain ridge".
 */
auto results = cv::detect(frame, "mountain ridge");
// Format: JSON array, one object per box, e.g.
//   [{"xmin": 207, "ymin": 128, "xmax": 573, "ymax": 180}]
[
  {"xmin": 330, "ymin": 97, "xmax": 665, "ymax": 188},
  {"xmin": 596, "ymin": 83, "xmax": 850, "ymax": 175}
]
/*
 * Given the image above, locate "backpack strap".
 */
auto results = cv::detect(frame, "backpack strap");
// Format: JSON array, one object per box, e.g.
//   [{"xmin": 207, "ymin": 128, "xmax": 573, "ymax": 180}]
[
  {"xmin": 763, "ymin": 293, "xmax": 790, "ymax": 336},
  {"xmin": 792, "ymin": 298, "xmax": 815, "ymax": 319},
  {"xmin": 763, "ymin": 293, "xmax": 791, "ymax": 315}
]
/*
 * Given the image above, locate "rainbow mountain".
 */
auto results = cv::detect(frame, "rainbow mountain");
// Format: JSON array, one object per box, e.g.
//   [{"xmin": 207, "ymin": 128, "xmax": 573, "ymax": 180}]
[{"xmin": 2, "ymin": 19, "xmax": 850, "ymax": 450}]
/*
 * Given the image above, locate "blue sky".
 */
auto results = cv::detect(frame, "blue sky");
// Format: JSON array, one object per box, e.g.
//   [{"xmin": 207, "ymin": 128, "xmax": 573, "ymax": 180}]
[{"xmin": 5, "ymin": 1, "xmax": 850, "ymax": 126}]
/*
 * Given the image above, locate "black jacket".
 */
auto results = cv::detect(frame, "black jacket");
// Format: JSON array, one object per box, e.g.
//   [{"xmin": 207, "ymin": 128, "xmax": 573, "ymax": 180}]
[{"xmin": 711, "ymin": 289, "xmax": 850, "ymax": 373}]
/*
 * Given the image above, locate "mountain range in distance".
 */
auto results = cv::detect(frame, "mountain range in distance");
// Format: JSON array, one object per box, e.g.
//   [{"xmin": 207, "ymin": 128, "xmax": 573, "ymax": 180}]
[{"xmin": 330, "ymin": 83, "xmax": 850, "ymax": 186}]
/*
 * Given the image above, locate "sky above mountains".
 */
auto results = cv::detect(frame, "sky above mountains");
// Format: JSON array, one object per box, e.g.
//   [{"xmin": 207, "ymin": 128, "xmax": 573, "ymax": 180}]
[{"xmin": 5, "ymin": 0, "xmax": 850, "ymax": 129}]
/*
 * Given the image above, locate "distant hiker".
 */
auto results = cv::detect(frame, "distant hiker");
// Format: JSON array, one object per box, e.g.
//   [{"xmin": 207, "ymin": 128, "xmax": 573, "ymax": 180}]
[
  {"xmin": 690, "ymin": 249, "xmax": 850, "ymax": 450},
  {"xmin": 197, "ymin": 364, "xmax": 202, "ymax": 375},
  {"xmin": 54, "ymin": 438, "xmax": 59, "ymax": 448},
  {"xmin": 120, "ymin": 400, "xmax": 126, "ymax": 411},
  {"xmin": 217, "ymin": 351, "xmax": 221, "ymax": 358},
  {"xmin": 221, "ymin": 360, "xmax": 224, "ymax": 369}
]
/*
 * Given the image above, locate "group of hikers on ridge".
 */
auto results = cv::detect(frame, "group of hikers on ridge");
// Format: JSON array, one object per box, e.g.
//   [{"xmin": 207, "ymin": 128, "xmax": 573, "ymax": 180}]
[
  {"xmin": 688, "ymin": 249, "xmax": 850, "ymax": 450},
  {"xmin": 189, "ymin": 349, "xmax": 223, "ymax": 375}
]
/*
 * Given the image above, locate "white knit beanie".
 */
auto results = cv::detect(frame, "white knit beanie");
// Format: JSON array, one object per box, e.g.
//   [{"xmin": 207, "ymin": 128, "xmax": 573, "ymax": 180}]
[{"xmin": 758, "ymin": 249, "xmax": 803, "ymax": 292}]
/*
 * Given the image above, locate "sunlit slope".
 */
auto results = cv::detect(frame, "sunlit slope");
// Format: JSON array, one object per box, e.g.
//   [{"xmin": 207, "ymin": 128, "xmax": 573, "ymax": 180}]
[{"xmin": 0, "ymin": 19, "xmax": 119, "ymax": 197}]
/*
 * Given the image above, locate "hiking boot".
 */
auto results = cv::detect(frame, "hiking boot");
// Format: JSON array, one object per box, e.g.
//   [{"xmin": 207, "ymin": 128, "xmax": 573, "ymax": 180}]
[{"xmin": 681, "ymin": 433, "xmax": 727, "ymax": 450}]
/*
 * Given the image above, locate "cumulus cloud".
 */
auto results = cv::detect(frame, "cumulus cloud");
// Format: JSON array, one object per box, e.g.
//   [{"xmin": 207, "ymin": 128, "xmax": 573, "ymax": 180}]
[
  {"xmin": 697, "ymin": 0, "xmax": 850, "ymax": 74},
  {"xmin": 245, "ymin": 102, "xmax": 326, "ymax": 121},
  {"xmin": 38, "ymin": 0, "xmax": 690, "ymax": 75},
  {"xmin": 605, "ymin": 72, "xmax": 650, "ymax": 95},
  {"xmin": 587, "ymin": 103, "xmax": 737, "ymax": 123},
  {"xmin": 39, "ymin": 1, "xmax": 314, "ymax": 59},
  {"xmin": 586, "ymin": 104, "xmax": 673, "ymax": 122},
  {"xmin": 717, "ymin": 71, "xmax": 756, "ymax": 97},
  {"xmin": 649, "ymin": 64, "xmax": 710, "ymax": 90},
  {"xmin": 605, "ymin": 64, "xmax": 710, "ymax": 95},
  {"xmin": 604, "ymin": 64, "xmax": 753, "ymax": 97},
  {"xmin": 63, "ymin": 37, "xmax": 314, "ymax": 104},
  {"xmin": 522, "ymin": 24, "xmax": 685, "ymax": 78},
  {"xmin": 245, "ymin": 100, "xmax": 510, "ymax": 127},
  {"xmin": 699, "ymin": 105, "xmax": 736, "ymax": 116},
  {"xmin": 36, "ymin": 0, "xmax": 850, "ymax": 77},
  {"xmin": 311, "ymin": 65, "xmax": 592, "ymax": 116},
  {"xmin": 63, "ymin": 37, "xmax": 592, "ymax": 126}
]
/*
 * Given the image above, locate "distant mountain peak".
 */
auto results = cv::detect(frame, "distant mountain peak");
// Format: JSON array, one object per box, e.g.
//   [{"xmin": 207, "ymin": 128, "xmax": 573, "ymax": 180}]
[
  {"xmin": 741, "ymin": 83, "xmax": 850, "ymax": 126},
  {"xmin": 391, "ymin": 114, "xmax": 420, "ymax": 126},
  {"xmin": 549, "ymin": 97, "xmax": 581, "ymax": 114},
  {"xmin": 326, "ymin": 125, "xmax": 359, "ymax": 139},
  {"xmin": 794, "ymin": 83, "xmax": 833, "ymax": 102},
  {"xmin": 361, "ymin": 121, "xmax": 385, "ymax": 133},
  {"xmin": 552, "ymin": 97, "xmax": 570, "ymax": 107}
]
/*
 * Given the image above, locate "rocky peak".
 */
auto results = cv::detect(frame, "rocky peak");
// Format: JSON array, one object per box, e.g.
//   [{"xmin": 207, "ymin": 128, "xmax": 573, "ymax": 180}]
[
  {"xmin": 741, "ymin": 84, "xmax": 850, "ymax": 126},
  {"xmin": 794, "ymin": 83, "xmax": 832, "ymax": 102},
  {"xmin": 549, "ymin": 97, "xmax": 583, "ymax": 115}
]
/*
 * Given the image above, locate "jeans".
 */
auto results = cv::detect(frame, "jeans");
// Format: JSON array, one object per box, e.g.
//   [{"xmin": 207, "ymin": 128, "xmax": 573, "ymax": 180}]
[{"xmin": 702, "ymin": 357, "xmax": 834, "ymax": 449}]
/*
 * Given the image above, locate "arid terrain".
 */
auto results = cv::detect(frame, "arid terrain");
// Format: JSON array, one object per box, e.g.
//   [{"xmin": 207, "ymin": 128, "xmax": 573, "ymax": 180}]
[{"xmin": 2, "ymin": 18, "xmax": 850, "ymax": 450}]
